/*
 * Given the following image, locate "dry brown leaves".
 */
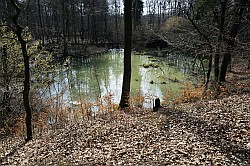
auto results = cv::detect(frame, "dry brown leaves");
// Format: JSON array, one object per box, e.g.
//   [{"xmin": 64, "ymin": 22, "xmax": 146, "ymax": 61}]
[{"xmin": 1, "ymin": 93, "xmax": 249, "ymax": 165}]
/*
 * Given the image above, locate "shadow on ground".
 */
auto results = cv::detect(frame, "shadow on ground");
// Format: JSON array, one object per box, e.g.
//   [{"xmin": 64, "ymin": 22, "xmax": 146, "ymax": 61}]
[{"xmin": 159, "ymin": 108, "xmax": 250, "ymax": 164}]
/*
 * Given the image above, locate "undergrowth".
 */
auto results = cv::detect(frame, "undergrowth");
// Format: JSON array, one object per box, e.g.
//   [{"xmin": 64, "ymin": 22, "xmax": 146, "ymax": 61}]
[
  {"xmin": 174, "ymin": 83, "xmax": 213, "ymax": 103},
  {"xmin": 1, "ymin": 84, "xmax": 215, "ymax": 138}
]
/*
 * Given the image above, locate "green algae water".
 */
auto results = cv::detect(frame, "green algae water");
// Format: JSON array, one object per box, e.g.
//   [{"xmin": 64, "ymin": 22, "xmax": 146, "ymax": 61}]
[{"xmin": 42, "ymin": 49, "xmax": 201, "ymax": 108}]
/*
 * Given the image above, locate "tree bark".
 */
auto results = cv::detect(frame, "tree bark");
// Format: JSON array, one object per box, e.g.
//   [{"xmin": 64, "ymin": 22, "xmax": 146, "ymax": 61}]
[
  {"xmin": 1, "ymin": 45, "xmax": 11, "ymax": 127},
  {"xmin": 10, "ymin": 0, "xmax": 32, "ymax": 141},
  {"xmin": 115, "ymin": 0, "xmax": 119, "ymax": 46},
  {"xmin": 37, "ymin": 0, "xmax": 45, "ymax": 45},
  {"xmin": 205, "ymin": 53, "xmax": 213, "ymax": 88},
  {"xmin": 214, "ymin": 53, "xmax": 220, "ymax": 82},
  {"xmin": 119, "ymin": 0, "xmax": 132, "ymax": 108},
  {"xmin": 219, "ymin": 0, "xmax": 247, "ymax": 82}
]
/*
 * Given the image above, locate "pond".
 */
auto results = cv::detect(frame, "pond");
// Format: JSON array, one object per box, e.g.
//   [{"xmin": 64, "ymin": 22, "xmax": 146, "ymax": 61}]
[{"xmin": 40, "ymin": 49, "xmax": 201, "ymax": 108}]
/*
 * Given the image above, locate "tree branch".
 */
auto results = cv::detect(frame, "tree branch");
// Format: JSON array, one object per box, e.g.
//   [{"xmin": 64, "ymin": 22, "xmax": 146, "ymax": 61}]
[
  {"xmin": 185, "ymin": 12, "xmax": 210, "ymax": 42},
  {"xmin": 10, "ymin": 0, "xmax": 22, "ymax": 33}
]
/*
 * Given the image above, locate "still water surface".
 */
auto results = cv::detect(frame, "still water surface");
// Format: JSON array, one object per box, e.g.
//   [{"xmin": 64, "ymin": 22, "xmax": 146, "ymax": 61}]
[{"xmin": 42, "ymin": 49, "xmax": 200, "ymax": 107}]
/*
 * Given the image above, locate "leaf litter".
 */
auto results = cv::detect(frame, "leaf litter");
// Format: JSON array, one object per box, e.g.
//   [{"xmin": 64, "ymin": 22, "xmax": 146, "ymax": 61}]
[
  {"xmin": 1, "ymin": 58, "xmax": 250, "ymax": 165},
  {"xmin": 1, "ymin": 93, "xmax": 249, "ymax": 165}
]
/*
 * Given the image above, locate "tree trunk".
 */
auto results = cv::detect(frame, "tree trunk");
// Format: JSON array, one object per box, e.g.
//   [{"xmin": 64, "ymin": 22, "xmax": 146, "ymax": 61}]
[
  {"xmin": 205, "ymin": 53, "xmax": 213, "ymax": 88},
  {"xmin": 10, "ymin": 0, "xmax": 32, "ymax": 141},
  {"xmin": 219, "ymin": 51, "xmax": 231, "ymax": 82},
  {"xmin": 119, "ymin": 0, "xmax": 132, "ymax": 108},
  {"xmin": 214, "ymin": 1, "xmax": 227, "ymax": 82},
  {"xmin": 214, "ymin": 53, "xmax": 220, "ymax": 82},
  {"xmin": 219, "ymin": 0, "xmax": 247, "ymax": 82},
  {"xmin": 61, "ymin": 1, "xmax": 68, "ymax": 59},
  {"xmin": 115, "ymin": 0, "xmax": 119, "ymax": 47},
  {"xmin": 37, "ymin": 0, "xmax": 45, "ymax": 45},
  {"xmin": 1, "ymin": 45, "xmax": 11, "ymax": 127}
]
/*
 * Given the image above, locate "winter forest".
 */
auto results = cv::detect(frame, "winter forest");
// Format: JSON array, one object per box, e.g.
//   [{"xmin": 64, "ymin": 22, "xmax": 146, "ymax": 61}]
[{"xmin": 0, "ymin": 0, "xmax": 250, "ymax": 165}]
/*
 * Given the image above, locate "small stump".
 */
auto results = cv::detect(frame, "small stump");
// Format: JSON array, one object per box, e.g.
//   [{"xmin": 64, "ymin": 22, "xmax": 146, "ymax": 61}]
[{"xmin": 153, "ymin": 98, "xmax": 162, "ymax": 111}]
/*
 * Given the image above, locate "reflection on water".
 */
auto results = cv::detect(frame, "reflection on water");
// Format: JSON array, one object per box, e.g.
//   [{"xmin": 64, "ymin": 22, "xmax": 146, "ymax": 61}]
[{"xmin": 40, "ymin": 49, "xmax": 200, "ymax": 108}]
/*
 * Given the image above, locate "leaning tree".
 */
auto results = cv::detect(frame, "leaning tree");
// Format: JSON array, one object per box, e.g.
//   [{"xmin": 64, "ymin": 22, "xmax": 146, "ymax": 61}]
[{"xmin": 10, "ymin": 0, "xmax": 33, "ymax": 141}]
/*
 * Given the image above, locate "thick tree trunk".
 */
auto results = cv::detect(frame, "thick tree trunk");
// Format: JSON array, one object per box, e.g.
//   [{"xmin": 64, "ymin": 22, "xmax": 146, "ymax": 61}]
[
  {"xmin": 10, "ymin": 0, "xmax": 32, "ymax": 141},
  {"xmin": 215, "ymin": 1, "xmax": 226, "ymax": 82},
  {"xmin": 219, "ymin": 52, "xmax": 231, "ymax": 82},
  {"xmin": 214, "ymin": 53, "xmax": 220, "ymax": 82},
  {"xmin": 119, "ymin": 0, "xmax": 132, "ymax": 108},
  {"xmin": 219, "ymin": 0, "xmax": 247, "ymax": 82}
]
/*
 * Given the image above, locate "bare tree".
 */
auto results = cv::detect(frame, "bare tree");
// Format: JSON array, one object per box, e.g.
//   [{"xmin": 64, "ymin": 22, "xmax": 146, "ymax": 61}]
[
  {"xmin": 10, "ymin": 0, "xmax": 32, "ymax": 142},
  {"xmin": 186, "ymin": 0, "xmax": 248, "ymax": 86},
  {"xmin": 219, "ymin": 0, "xmax": 248, "ymax": 82},
  {"xmin": 119, "ymin": 0, "xmax": 132, "ymax": 108}
]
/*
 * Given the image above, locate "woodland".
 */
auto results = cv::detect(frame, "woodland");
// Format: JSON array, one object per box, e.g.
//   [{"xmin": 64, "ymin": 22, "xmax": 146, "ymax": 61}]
[{"xmin": 0, "ymin": 0, "xmax": 250, "ymax": 165}]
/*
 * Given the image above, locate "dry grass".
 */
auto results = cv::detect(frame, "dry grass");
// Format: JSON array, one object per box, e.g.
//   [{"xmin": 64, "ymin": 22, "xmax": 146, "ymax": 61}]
[{"xmin": 4, "ymin": 91, "xmax": 152, "ymax": 139}]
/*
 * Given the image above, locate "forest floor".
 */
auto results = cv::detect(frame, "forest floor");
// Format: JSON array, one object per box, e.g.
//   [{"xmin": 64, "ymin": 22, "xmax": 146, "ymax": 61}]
[{"xmin": 0, "ymin": 56, "xmax": 250, "ymax": 165}]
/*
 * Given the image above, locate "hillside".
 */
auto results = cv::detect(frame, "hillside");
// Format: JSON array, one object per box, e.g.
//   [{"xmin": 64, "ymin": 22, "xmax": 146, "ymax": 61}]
[{"xmin": 1, "ymin": 57, "xmax": 250, "ymax": 165}]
